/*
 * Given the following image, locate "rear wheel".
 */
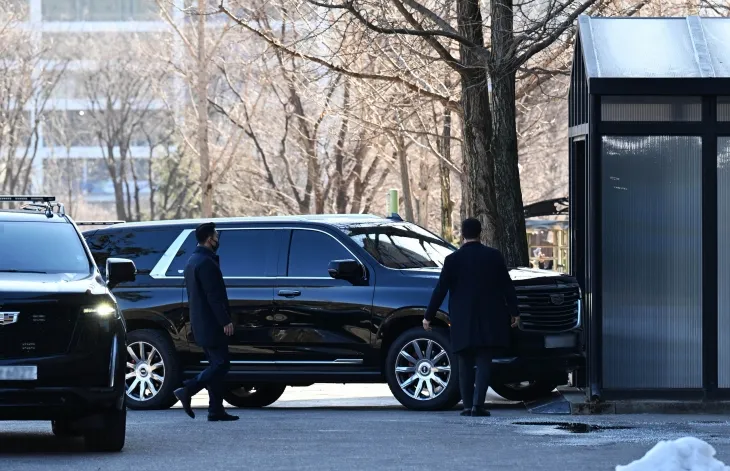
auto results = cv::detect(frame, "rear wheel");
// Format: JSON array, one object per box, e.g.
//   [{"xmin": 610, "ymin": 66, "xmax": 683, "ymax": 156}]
[
  {"xmin": 385, "ymin": 327, "xmax": 461, "ymax": 411},
  {"xmin": 491, "ymin": 380, "xmax": 558, "ymax": 402},
  {"xmin": 223, "ymin": 384, "xmax": 287, "ymax": 408},
  {"xmin": 125, "ymin": 329, "xmax": 180, "ymax": 410},
  {"xmin": 84, "ymin": 407, "xmax": 126, "ymax": 452}
]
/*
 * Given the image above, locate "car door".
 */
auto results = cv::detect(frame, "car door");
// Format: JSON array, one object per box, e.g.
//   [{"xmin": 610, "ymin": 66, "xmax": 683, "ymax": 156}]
[
  {"xmin": 273, "ymin": 228, "xmax": 375, "ymax": 367},
  {"xmin": 182, "ymin": 227, "xmax": 279, "ymax": 367}
]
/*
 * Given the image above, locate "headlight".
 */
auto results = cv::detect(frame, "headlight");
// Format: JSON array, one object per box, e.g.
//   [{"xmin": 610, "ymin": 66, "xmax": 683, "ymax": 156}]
[{"xmin": 84, "ymin": 304, "xmax": 118, "ymax": 317}]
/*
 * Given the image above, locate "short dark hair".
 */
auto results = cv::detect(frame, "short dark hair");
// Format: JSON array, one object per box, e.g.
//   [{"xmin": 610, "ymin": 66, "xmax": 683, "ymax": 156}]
[
  {"xmin": 195, "ymin": 222, "xmax": 216, "ymax": 244},
  {"xmin": 461, "ymin": 218, "xmax": 482, "ymax": 240}
]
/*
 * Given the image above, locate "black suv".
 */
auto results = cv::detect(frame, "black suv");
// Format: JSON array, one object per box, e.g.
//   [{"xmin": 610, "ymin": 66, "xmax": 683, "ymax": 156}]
[
  {"xmin": 0, "ymin": 196, "xmax": 136, "ymax": 451},
  {"xmin": 82, "ymin": 215, "xmax": 583, "ymax": 411}
]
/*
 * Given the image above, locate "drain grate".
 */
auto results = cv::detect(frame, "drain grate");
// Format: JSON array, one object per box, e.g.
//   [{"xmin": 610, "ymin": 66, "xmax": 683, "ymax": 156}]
[{"xmin": 512, "ymin": 421, "xmax": 633, "ymax": 433}]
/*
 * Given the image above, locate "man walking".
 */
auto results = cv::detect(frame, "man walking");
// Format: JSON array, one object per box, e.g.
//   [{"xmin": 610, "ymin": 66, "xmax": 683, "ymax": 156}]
[
  {"xmin": 174, "ymin": 222, "xmax": 238, "ymax": 422},
  {"xmin": 423, "ymin": 218, "xmax": 519, "ymax": 417}
]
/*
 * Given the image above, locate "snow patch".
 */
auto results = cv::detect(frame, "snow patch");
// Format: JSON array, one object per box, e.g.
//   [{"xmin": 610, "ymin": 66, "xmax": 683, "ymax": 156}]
[{"xmin": 617, "ymin": 437, "xmax": 729, "ymax": 471}]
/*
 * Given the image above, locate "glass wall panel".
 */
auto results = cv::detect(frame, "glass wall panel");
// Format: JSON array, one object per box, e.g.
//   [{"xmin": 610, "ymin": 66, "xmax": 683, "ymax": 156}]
[
  {"xmin": 718, "ymin": 137, "xmax": 730, "ymax": 387},
  {"xmin": 601, "ymin": 96, "xmax": 702, "ymax": 122},
  {"xmin": 719, "ymin": 97, "xmax": 730, "ymax": 122},
  {"xmin": 602, "ymin": 136, "xmax": 703, "ymax": 389}
]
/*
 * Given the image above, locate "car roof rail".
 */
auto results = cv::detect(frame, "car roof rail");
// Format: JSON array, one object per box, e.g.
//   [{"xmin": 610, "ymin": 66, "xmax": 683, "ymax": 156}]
[
  {"xmin": 75, "ymin": 221, "xmax": 125, "ymax": 226},
  {"xmin": 0, "ymin": 195, "xmax": 64, "ymax": 218}
]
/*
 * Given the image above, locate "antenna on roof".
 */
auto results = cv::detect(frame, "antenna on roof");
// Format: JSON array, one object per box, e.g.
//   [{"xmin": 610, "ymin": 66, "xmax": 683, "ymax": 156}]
[{"xmin": 0, "ymin": 195, "xmax": 63, "ymax": 218}]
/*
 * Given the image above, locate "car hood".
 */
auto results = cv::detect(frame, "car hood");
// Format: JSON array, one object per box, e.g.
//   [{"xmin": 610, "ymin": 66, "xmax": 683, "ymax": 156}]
[
  {"xmin": 0, "ymin": 272, "xmax": 107, "ymax": 295},
  {"xmin": 399, "ymin": 266, "xmax": 577, "ymax": 286}
]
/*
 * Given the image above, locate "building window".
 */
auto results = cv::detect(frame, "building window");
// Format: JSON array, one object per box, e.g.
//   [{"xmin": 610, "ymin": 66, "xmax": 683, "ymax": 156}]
[
  {"xmin": 601, "ymin": 96, "xmax": 702, "ymax": 122},
  {"xmin": 719, "ymin": 97, "xmax": 730, "ymax": 122},
  {"xmin": 42, "ymin": 0, "xmax": 161, "ymax": 21}
]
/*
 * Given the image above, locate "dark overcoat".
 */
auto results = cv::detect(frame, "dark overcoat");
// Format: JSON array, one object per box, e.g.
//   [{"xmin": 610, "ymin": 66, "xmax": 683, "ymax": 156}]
[
  {"xmin": 184, "ymin": 246, "xmax": 231, "ymax": 348},
  {"xmin": 424, "ymin": 242, "xmax": 519, "ymax": 353}
]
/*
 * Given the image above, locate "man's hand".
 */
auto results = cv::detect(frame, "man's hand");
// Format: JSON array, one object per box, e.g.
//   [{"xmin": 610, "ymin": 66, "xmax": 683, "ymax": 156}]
[
  {"xmin": 422, "ymin": 319, "xmax": 432, "ymax": 331},
  {"xmin": 511, "ymin": 316, "xmax": 521, "ymax": 329},
  {"xmin": 224, "ymin": 323, "xmax": 234, "ymax": 336}
]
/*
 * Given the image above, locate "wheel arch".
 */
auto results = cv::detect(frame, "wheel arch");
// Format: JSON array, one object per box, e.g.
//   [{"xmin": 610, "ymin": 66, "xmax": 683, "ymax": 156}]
[{"xmin": 377, "ymin": 308, "xmax": 450, "ymax": 367}]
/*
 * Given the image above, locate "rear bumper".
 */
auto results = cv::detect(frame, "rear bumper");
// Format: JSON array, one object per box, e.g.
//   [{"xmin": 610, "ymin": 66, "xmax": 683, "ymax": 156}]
[
  {"xmin": 0, "ymin": 386, "xmax": 124, "ymax": 420},
  {"xmin": 491, "ymin": 352, "xmax": 584, "ymax": 383}
]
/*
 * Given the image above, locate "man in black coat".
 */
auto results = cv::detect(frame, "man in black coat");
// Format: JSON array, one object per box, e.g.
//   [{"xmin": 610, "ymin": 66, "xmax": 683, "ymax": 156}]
[
  {"xmin": 174, "ymin": 222, "xmax": 238, "ymax": 422},
  {"xmin": 423, "ymin": 218, "xmax": 519, "ymax": 417}
]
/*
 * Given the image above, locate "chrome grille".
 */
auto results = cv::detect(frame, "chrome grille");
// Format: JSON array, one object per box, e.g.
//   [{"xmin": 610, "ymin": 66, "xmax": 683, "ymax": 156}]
[{"xmin": 516, "ymin": 285, "xmax": 581, "ymax": 333}]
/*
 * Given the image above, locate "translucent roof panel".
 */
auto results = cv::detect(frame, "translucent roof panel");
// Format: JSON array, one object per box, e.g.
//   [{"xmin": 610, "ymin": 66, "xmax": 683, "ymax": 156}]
[
  {"xmin": 578, "ymin": 16, "xmax": 730, "ymax": 79},
  {"xmin": 701, "ymin": 18, "xmax": 730, "ymax": 78}
]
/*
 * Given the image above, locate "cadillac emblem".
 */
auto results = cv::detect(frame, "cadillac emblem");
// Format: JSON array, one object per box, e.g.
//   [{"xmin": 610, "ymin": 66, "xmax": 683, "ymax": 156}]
[
  {"xmin": 0, "ymin": 312, "xmax": 19, "ymax": 326},
  {"xmin": 549, "ymin": 294, "xmax": 565, "ymax": 306}
]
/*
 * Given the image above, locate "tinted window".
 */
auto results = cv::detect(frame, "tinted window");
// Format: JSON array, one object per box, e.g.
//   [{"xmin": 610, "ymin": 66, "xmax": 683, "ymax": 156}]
[
  {"xmin": 347, "ymin": 223, "xmax": 454, "ymax": 269},
  {"xmin": 166, "ymin": 231, "xmax": 197, "ymax": 276},
  {"xmin": 0, "ymin": 221, "xmax": 91, "ymax": 275},
  {"xmin": 217, "ymin": 229, "xmax": 276, "ymax": 277},
  {"xmin": 288, "ymin": 230, "xmax": 351, "ymax": 278},
  {"xmin": 86, "ymin": 228, "xmax": 180, "ymax": 276}
]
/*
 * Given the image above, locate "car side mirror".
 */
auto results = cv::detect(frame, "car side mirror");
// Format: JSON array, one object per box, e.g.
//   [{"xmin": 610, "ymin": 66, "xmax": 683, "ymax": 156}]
[
  {"xmin": 106, "ymin": 258, "xmax": 136, "ymax": 289},
  {"xmin": 328, "ymin": 259, "xmax": 365, "ymax": 282}
]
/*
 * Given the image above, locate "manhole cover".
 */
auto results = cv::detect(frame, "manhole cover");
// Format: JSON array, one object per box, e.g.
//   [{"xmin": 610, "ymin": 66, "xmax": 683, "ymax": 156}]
[{"xmin": 512, "ymin": 421, "xmax": 632, "ymax": 433}]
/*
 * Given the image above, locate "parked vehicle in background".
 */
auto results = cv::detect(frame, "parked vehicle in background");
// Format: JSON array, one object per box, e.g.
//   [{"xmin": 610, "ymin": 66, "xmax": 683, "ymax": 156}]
[
  {"xmin": 0, "ymin": 196, "xmax": 136, "ymax": 452},
  {"xmin": 82, "ymin": 215, "xmax": 584, "ymax": 411}
]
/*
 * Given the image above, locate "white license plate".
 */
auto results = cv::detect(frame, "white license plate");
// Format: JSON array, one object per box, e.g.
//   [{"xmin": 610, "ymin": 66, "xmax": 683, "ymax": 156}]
[
  {"xmin": 0, "ymin": 366, "xmax": 37, "ymax": 381},
  {"xmin": 544, "ymin": 334, "xmax": 576, "ymax": 349}
]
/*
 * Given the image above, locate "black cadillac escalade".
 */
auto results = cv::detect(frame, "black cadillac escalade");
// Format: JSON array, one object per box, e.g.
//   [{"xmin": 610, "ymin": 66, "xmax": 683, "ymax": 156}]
[
  {"xmin": 82, "ymin": 214, "xmax": 583, "ymax": 411},
  {"xmin": 0, "ymin": 196, "xmax": 136, "ymax": 451}
]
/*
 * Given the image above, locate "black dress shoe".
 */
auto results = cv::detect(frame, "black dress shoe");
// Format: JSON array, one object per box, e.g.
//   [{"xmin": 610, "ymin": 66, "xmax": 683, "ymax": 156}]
[
  {"xmin": 174, "ymin": 388, "xmax": 195, "ymax": 419},
  {"xmin": 471, "ymin": 406, "xmax": 491, "ymax": 417},
  {"xmin": 460, "ymin": 409, "xmax": 472, "ymax": 417},
  {"xmin": 208, "ymin": 412, "xmax": 239, "ymax": 422}
]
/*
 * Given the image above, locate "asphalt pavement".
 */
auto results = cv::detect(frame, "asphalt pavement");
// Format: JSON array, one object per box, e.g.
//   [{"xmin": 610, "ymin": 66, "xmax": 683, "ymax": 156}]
[{"xmin": 3, "ymin": 385, "xmax": 730, "ymax": 470}]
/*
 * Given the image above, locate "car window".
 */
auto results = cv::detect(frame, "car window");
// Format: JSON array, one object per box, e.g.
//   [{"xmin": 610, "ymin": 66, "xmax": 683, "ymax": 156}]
[
  {"xmin": 0, "ymin": 221, "xmax": 91, "ymax": 275},
  {"xmin": 347, "ymin": 223, "xmax": 455, "ymax": 269},
  {"xmin": 287, "ymin": 230, "xmax": 351, "ymax": 278},
  {"xmin": 86, "ymin": 228, "xmax": 180, "ymax": 276},
  {"xmin": 165, "ymin": 231, "xmax": 198, "ymax": 277},
  {"xmin": 217, "ymin": 229, "xmax": 276, "ymax": 277}
]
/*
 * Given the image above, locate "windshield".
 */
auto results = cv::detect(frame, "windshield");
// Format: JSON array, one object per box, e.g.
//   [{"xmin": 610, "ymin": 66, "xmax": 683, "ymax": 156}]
[
  {"xmin": 0, "ymin": 221, "xmax": 92, "ymax": 275},
  {"xmin": 347, "ymin": 223, "xmax": 455, "ymax": 269}
]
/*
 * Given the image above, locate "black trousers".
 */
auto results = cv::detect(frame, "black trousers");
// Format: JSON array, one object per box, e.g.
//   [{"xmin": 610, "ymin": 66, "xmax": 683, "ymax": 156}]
[
  {"xmin": 183, "ymin": 344, "xmax": 230, "ymax": 415},
  {"xmin": 457, "ymin": 348, "xmax": 493, "ymax": 409}
]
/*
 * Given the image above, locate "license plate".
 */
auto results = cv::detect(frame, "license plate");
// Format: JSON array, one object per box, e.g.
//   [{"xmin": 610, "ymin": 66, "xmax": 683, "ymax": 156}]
[
  {"xmin": 544, "ymin": 334, "xmax": 576, "ymax": 349},
  {"xmin": 0, "ymin": 366, "xmax": 37, "ymax": 381}
]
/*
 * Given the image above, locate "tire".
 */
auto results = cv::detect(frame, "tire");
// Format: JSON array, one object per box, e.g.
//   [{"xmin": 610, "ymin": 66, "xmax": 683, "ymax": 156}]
[
  {"xmin": 385, "ymin": 327, "xmax": 461, "ymax": 411},
  {"xmin": 125, "ymin": 329, "xmax": 180, "ymax": 410},
  {"xmin": 223, "ymin": 384, "xmax": 287, "ymax": 408},
  {"xmin": 84, "ymin": 407, "xmax": 126, "ymax": 452},
  {"xmin": 491, "ymin": 380, "xmax": 558, "ymax": 402},
  {"xmin": 51, "ymin": 419, "xmax": 81, "ymax": 438}
]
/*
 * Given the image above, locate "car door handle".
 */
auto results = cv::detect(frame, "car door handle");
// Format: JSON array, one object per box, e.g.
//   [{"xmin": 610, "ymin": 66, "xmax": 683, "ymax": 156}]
[{"xmin": 277, "ymin": 290, "xmax": 301, "ymax": 298}]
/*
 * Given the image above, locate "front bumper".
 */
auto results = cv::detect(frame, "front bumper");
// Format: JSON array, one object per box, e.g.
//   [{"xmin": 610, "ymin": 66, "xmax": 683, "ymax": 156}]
[
  {"xmin": 0, "ymin": 386, "xmax": 123, "ymax": 420},
  {"xmin": 491, "ymin": 352, "xmax": 584, "ymax": 383}
]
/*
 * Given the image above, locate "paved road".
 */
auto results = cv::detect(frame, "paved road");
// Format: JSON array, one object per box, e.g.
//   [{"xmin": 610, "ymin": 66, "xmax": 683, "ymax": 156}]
[{"xmin": 3, "ymin": 385, "xmax": 730, "ymax": 470}]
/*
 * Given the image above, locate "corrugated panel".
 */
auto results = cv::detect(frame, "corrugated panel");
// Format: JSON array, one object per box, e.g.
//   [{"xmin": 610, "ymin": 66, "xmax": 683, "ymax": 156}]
[
  {"xmin": 601, "ymin": 136, "xmax": 703, "ymax": 389},
  {"xmin": 701, "ymin": 19, "xmax": 730, "ymax": 78},
  {"xmin": 719, "ymin": 97, "xmax": 730, "ymax": 122},
  {"xmin": 588, "ymin": 18, "xmax": 701, "ymax": 78},
  {"xmin": 601, "ymin": 96, "xmax": 702, "ymax": 122},
  {"xmin": 718, "ymin": 137, "xmax": 730, "ymax": 388}
]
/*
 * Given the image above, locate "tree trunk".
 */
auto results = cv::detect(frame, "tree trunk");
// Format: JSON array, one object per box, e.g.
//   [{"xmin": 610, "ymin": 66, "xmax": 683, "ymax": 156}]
[
  {"xmin": 439, "ymin": 107, "xmax": 454, "ymax": 242},
  {"xmin": 396, "ymin": 143, "xmax": 416, "ymax": 222},
  {"xmin": 490, "ymin": 0, "xmax": 529, "ymax": 266},
  {"xmin": 197, "ymin": 0, "xmax": 213, "ymax": 217},
  {"xmin": 457, "ymin": 0, "xmax": 502, "ymax": 249}
]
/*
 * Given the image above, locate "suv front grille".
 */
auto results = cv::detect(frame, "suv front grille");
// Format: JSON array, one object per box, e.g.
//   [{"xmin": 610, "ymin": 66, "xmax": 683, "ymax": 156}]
[
  {"xmin": 516, "ymin": 285, "xmax": 580, "ymax": 333},
  {"xmin": 0, "ymin": 303, "xmax": 79, "ymax": 360}
]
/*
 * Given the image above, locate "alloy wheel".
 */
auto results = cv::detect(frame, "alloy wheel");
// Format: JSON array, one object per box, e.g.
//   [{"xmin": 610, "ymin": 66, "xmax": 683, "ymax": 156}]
[
  {"xmin": 125, "ymin": 341, "xmax": 165, "ymax": 402},
  {"xmin": 394, "ymin": 338, "xmax": 451, "ymax": 401}
]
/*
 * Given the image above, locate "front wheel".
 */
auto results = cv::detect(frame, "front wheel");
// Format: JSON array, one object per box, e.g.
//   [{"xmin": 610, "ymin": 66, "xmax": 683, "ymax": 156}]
[
  {"xmin": 125, "ymin": 329, "xmax": 180, "ymax": 410},
  {"xmin": 385, "ymin": 327, "xmax": 461, "ymax": 411},
  {"xmin": 223, "ymin": 384, "xmax": 287, "ymax": 408},
  {"xmin": 84, "ymin": 407, "xmax": 126, "ymax": 452},
  {"xmin": 491, "ymin": 380, "xmax": 558, "ymax": 402}
]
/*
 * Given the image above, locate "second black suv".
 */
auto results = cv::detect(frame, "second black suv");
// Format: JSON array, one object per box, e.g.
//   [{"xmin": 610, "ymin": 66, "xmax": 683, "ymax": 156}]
[
  {"xmin": 82, "ymin": 215, "xmax": 583, "ymax": 411},
  {"xmin": 0, "ymin": 196, "xmax": 136, "ymax": 451}
]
